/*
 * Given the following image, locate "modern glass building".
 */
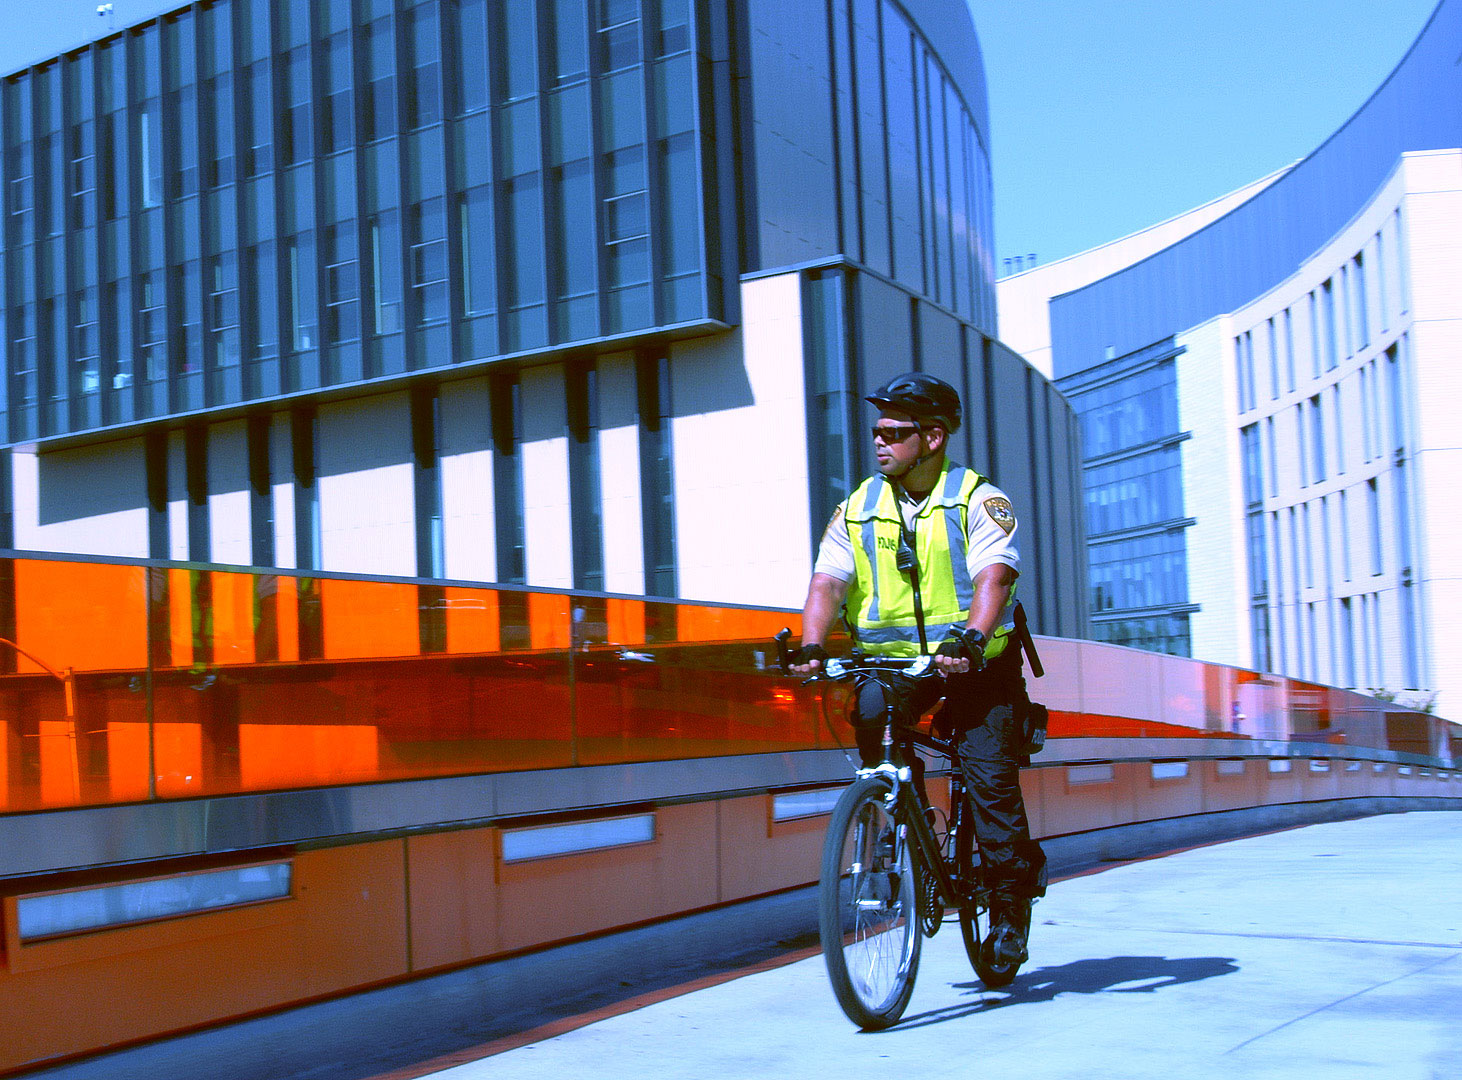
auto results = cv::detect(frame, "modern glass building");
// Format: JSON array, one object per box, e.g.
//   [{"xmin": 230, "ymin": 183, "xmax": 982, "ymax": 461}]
[
  {"xmin": 998, "ymin": 0, "xmax": 1462, "ymax": 714},
  {"xmin": 0, "ymin": 0, "xmax": 1088, "ymax": 640},
  {"xmin": 1057, "ymin": 338, "xmax": 1194, "ymax": 655}
]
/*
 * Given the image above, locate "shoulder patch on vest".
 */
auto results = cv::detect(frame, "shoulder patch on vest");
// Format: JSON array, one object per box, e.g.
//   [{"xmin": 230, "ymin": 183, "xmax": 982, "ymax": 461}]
[{"xmin": 982, "ymin": 496, "xmax": 1016, "ymax": 535}]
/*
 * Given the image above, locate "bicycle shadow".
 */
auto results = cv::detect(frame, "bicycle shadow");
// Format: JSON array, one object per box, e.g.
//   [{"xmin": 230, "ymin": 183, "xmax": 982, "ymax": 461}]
[{"xmin": 890, "ymin": 955, "xmax": 1239, "ymax": 1030}]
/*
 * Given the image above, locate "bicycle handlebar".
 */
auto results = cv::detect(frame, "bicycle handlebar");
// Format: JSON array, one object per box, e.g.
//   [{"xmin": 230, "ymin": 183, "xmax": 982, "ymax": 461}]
[{"xmin": 774, "ymin": 627, "xmax": 937, "ymax": 682}]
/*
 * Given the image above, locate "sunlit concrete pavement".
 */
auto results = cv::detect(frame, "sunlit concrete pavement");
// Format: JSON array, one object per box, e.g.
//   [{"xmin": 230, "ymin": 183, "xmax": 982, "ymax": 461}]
[{"xmin": 433, "ymin": 812, "xmax": 1462, "ymax": 1080}]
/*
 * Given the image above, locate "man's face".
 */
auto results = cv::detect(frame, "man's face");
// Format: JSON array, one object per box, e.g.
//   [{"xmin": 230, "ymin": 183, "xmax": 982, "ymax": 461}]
[{"xmin": 872, "ymin": 409, "xmax": 932, "ymax": 477}]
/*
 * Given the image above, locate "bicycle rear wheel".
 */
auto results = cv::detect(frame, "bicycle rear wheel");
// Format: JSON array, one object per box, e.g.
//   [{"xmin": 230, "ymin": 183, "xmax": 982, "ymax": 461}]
[
  {"xmin": 819, "ymin": 775, "xmax": 922, "ymax": 1029},
  {"xmin": 955, "ymin": 799, "xmax": 1020, "ymax": 989}
]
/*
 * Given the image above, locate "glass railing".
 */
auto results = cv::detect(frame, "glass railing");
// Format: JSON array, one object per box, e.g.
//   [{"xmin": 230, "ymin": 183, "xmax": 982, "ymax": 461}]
[{"xmin": 0, "ymin": 553, "xmax": 1453, "ymax": 813}]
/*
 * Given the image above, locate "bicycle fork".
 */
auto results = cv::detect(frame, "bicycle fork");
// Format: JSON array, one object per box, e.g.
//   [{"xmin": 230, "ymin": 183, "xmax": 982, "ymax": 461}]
[{"xmin": 874, "ymin": 721, "xmax": 961, "ymax": 912}]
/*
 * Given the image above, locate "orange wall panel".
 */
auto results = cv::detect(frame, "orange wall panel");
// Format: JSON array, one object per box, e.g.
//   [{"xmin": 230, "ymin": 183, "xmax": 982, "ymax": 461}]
[
  {"xmin": 406, "ymin": 828, "xmax": 502, "ymax": 970},
  {"xmin": 717, "ymin": 794, "xmax": 821, "ymax": 902},
  {"xmin": 0, "ymin": 842, "xmax": 408, "ymax": 1074},
  {"xmin": 606, "ymin": 598, "xmax": 646, "ymax": 647},
  {"xmin": 676, "ymin": 606, "xmax": 800, "ymax": 644},
  {"xmin": 168, "ymin": 569, "xmax": 195, "ymax": 670},
  {"xmin": 494, "ymin": 803, "xmax": 718, "ymax": 952}
]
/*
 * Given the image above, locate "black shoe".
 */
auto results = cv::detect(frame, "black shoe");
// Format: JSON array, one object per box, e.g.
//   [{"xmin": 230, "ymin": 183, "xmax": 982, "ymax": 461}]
[{"xmin": 984, "ymin": 897, "xmax": 1031, "ymax": 966}]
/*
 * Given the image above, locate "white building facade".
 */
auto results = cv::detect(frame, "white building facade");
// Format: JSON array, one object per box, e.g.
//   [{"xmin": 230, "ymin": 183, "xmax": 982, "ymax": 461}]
[{"xmin": 998, "ymin": 0, "xmax": 1462, "ymax": 718}]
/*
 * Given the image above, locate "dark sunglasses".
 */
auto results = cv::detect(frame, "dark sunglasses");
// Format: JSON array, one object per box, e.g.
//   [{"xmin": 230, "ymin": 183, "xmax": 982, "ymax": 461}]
[{"xmin": 871, "ymin": 423, "xmax": 922, "ymax": 444}]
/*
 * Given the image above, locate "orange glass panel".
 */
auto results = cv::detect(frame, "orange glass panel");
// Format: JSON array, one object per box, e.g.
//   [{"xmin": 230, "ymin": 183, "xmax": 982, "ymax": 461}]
[
  {"xmin": 210, "ymin": 571, "xmax": 257, "ymax": 666},
  {"xmin": 606, "ymin": 599, "xmax": 646, "ymax": 647},
  {"xmin": 167, "ymin": 568, "xmax": 195, "ymax": 669},
  {"xmin": 107, "ymin": 722, "xmax": 151, "ymax": 803},
  {"xmin": 528, "ymin": 593, "xmax": 571, "ymax": 651},
  {"xmin": 0, "ymin": 719, "xmax": 7, "ymax": 807},
  {"xmin": 153, "ymin": 723, "xmax": 204, "ymax": 798},
  {"xmin": 674, "ymin": 605, "xmax": 800, "ymax": 644},
  {"xmin": 12, "ymin": 554, "xmax": 1459, "ymax": 811},
  {"xmin": 574, "ymin": 598, "xmax": 822, "ymax": 766},
  {"xmin": 275, "ymin": 576, "xmax": 300, "ymax": 663},
  {"xmin": 1046, "ymin": 711, "xmax": 1226, "ymax": 740},
  {"xmin": 12, "ymin": 559, "xmax": 147, "ymax": 674},
  {"xmin": 223, "ymin": 653, "xmax": 576, "ymax": 784},
  {"xmin": 238, "ymin": 724, "xmax": 380, "ymax": 791},
  {"xmin": 38, "ymin": 720, "xmax": 81, "ymax": 806},
  {"xmin": 444, "ymin": 587, "xmax": 500, "ymax": 654},
  {"xmin": 321, "ymin": 579, "xmax": 419, "ymax": 660}
]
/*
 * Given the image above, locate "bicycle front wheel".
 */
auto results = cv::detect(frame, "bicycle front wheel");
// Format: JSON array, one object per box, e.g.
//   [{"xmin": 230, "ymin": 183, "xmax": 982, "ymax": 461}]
[{"xmin": 819, "ymin": 775, "xmax": 922, "ymax": 1029}]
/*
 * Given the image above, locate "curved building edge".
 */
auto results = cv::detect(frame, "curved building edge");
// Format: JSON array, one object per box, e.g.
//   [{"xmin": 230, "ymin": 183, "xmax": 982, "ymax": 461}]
[
  {"xmin": 1047, "ymin": 0, "xmax": 1461, "ymax": 376},
  {"xmin": 1002, "ymin": 3, "xmax": 1461, "ymax": 722}
]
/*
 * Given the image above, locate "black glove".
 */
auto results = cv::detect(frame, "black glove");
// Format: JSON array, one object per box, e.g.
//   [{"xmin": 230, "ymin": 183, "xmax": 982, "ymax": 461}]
[
  {"xmin": 792, "ymin": 642, "xmax": 829, "ymax": 668},
  {"xmin": 935, "ymin": 628, "xmax": 987, "ymax": 669}
]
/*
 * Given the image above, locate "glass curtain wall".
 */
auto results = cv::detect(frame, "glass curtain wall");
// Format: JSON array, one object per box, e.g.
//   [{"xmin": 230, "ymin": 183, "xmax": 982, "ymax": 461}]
[
  {"xmin": 833, "ymin": 0, "xmax": 995, "ymax": 330},
  {"xmin": 1060, "ymin": 344, "xmax": 1194, "ymax": 656},
  {"xmin": 0, "ymin": 0, "xmax": 712, "ymax": 444}
]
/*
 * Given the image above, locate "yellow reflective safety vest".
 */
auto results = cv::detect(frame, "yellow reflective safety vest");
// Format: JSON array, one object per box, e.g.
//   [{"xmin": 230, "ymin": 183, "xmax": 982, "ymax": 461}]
[{"xmin": 843, "ymin": 461, "xmax": 1016, "ymax": 659}]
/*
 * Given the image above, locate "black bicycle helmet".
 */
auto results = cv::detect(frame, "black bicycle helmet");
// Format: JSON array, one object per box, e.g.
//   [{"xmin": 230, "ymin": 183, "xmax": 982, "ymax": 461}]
[{"xmin": 865, "ymin": 373, "xmax": 962, "ymax": 432}]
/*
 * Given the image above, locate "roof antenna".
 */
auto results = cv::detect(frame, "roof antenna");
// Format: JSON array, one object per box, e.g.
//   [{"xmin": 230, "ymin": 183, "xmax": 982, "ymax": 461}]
[{"xmin": 97, "ymin": 3, "xmax": 116, "ymax": 31}]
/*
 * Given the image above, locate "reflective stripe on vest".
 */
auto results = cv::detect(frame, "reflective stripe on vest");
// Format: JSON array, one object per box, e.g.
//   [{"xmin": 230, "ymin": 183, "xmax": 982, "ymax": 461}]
[{"xmin": 842, "ymin": 462, "xmax": 1016, "ymax": 659}]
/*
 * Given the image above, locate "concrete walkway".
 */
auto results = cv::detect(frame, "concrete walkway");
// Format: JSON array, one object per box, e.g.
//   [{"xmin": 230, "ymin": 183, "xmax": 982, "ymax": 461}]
[{"xmin": 433, "ymin": 812, "xmax": 1462, "ymax": 1080}]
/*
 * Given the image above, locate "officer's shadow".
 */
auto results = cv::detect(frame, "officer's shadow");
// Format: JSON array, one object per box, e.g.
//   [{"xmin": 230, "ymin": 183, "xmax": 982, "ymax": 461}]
[{"xmin": 891, "ymin": 954, "xmax": 1239, "ymax": 1030}]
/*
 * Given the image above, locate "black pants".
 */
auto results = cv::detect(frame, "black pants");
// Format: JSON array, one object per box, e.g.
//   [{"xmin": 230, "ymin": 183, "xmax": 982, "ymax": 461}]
[{"xmin": 853, "ymin": 649, "xmax": 1046, "ymax": 901}]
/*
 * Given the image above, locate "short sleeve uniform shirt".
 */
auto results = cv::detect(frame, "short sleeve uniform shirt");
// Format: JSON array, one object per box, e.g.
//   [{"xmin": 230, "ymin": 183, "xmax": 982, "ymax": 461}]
[{"xmin": 814, "ymin": 474, "xmax": 1021, "ymax": 583}]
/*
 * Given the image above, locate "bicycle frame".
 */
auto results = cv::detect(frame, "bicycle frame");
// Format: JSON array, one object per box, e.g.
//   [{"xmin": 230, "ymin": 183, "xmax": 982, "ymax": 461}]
[{"xmin": 869, "ymin": 722, "xmax": 966, "ymax": 912}]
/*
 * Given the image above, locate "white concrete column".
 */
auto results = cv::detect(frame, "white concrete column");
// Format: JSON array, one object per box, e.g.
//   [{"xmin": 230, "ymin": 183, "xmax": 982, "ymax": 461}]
[
  {"xmin": 597, "ymin": 353, "xmax": 644, "ymax": 594},
  {"xmin": 439, "ymin": 377, "xmax": 496, "ymax": 583},
  {"xmin": 207, "ymin": 420, "xmax": 251, "ymax": 566},
  {"xmin": 9, "ymin": 440, "xmax": 149, "ymax": 558},
  {"xmin": 167, "ymin": 430, "xmax": 188, "ymax": 561},
  {"xmin": 520, "ymin": 364, "xmax": 572, "ymax": 589},
  {"xmin": 670, "ymin": 273, "xmax": 811, "ymax": 608},
  {"xmin": 270, "ymin": 414, "xmax": 297, "ymax": 570},
  {"xmin": 317, "ymin": 393, "xmax": 415, "ymax": 576}
]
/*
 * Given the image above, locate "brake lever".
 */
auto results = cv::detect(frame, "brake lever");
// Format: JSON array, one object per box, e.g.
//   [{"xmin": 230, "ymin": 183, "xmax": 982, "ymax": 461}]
[{"xmin": 773, "ymin": 627, "xmax": 794, "ymax": 674}]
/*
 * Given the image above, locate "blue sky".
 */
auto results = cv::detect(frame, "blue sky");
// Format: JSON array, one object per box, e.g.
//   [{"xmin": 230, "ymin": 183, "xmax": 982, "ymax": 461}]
[
  {"xmin": 4, "ymin": 0, "xmax": 1443, "ymax": 268},
  {"xmin": 968, "ymin": 0, "xmax": 1438, "ymax": 266}
]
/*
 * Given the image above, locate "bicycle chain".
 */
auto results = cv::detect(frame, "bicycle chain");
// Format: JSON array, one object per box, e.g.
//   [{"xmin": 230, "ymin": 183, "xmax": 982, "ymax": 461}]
[{"xmin": 920, "ymin": 870, "xmax": 943, "ymax": 936}]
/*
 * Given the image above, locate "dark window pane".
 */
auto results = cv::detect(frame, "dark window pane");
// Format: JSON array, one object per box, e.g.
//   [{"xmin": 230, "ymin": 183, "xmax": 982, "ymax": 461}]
[
  {"xmin": 452, "ymin": 0, "xmax": 489, "ymax": 114},
  {"xmin": 503, "ymin": 172, "xmax": 544, "ymax": 308},
  {"xmin": 459, "ymin": 185, "xmax": 496, "ymax": 316},
  {"xmin": 550, "ymin": 0, "xmax": 588, "ymax": 82},
  {"xmin": 607, "ymin": 236, "xmax": 648, "ymax": 288},
  {"xmin": 364, "ymin": 18, "xmax": 397, "ymax": 142},
  {"xmin": 408, "ymin": 5, "xmax": 442, "ymax": 127},
  {"xmin": 551, "ymin": 158, "xmax": 594, "ymax": 297},
  {"xmin": 501, "ymin": 0, "xmax": 538, "ymax": 99}
]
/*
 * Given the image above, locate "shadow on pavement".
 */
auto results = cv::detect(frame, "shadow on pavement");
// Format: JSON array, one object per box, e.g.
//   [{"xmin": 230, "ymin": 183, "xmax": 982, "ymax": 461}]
[{"xmin": 892, "ymin": 955, "xmax": 1239, "ymax": 1030}]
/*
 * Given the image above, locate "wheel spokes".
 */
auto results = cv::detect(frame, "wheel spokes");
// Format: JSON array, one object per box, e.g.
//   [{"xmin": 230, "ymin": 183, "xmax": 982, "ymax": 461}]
[{"xmin": 838, "ymin": 803, "xmax": 916, "ymax": 1011}]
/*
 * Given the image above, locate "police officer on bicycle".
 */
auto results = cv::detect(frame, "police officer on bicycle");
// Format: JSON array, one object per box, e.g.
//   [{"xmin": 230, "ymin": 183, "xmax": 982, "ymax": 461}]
[{"xmin": 790, "ymin": 372, "xmax": 1046, "ymax": 967}]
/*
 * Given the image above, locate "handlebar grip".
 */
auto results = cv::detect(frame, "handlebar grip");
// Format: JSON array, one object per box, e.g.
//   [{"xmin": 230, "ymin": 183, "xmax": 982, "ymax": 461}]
[{"xmin": 774, "ymin": 628, "xmax": 794, "ymax": 674}]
